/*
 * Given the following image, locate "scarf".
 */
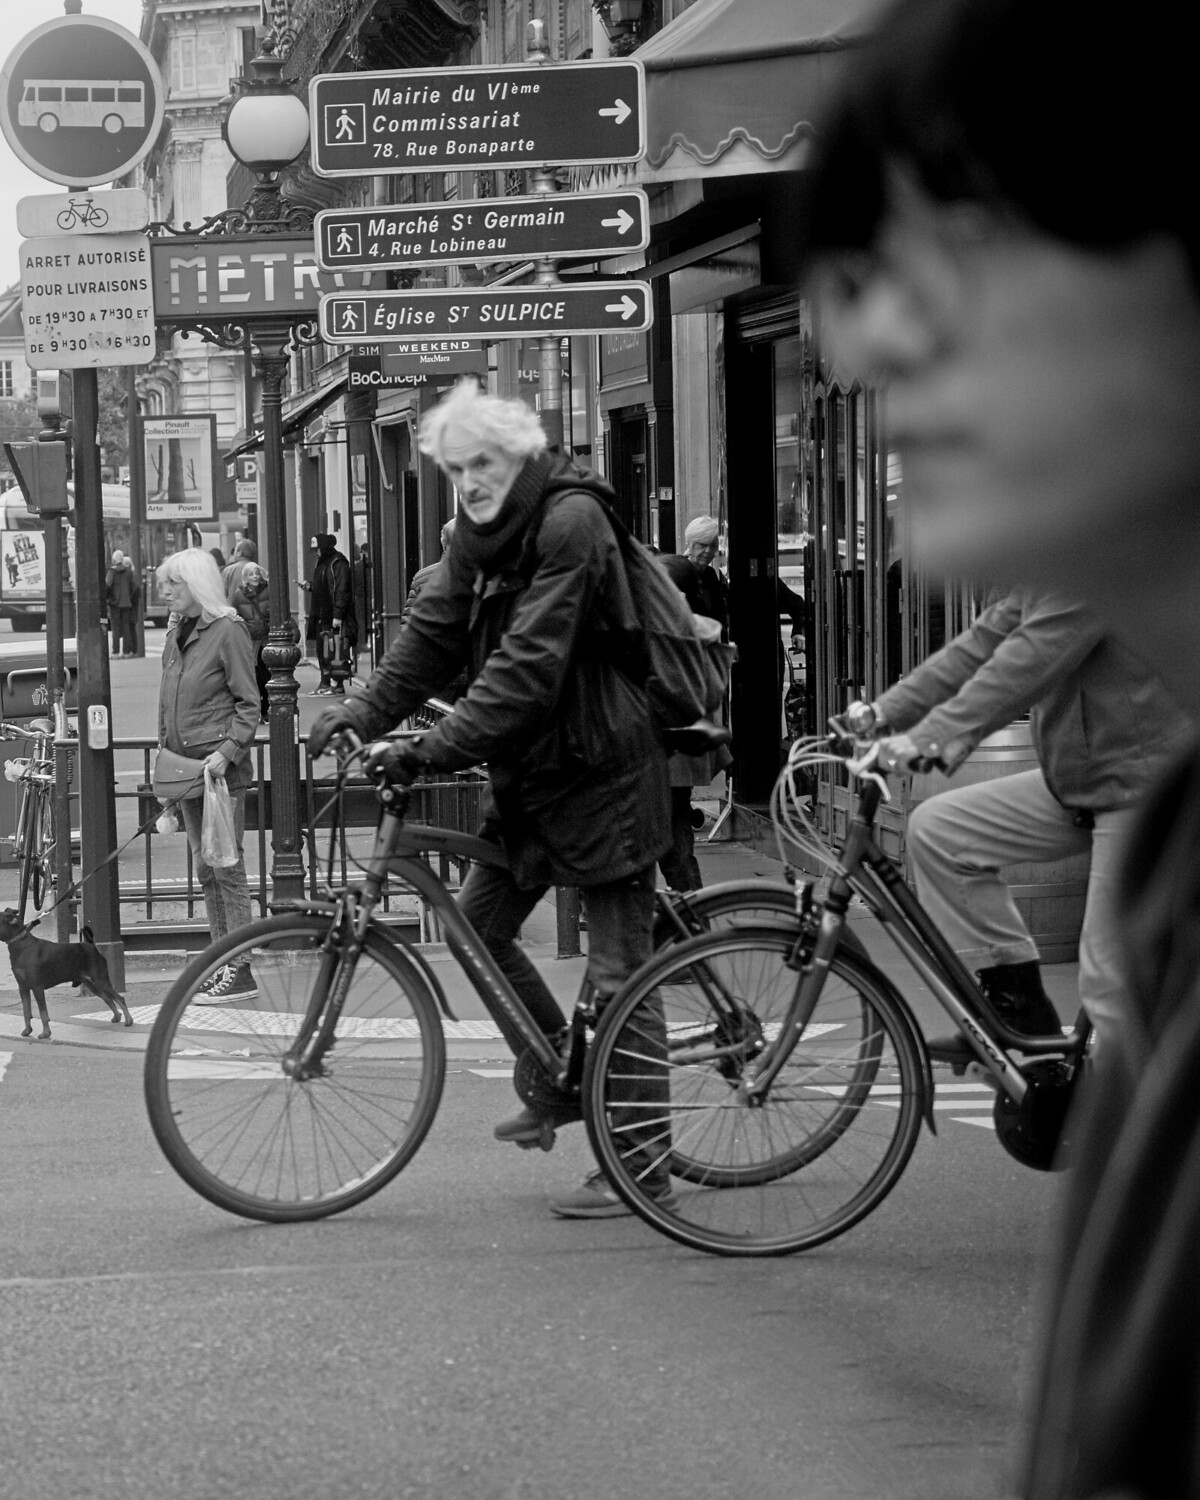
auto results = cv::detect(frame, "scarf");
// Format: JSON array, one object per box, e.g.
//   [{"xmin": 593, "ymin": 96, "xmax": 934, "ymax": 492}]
[{"xmin": 451, "ymin": 452, "xmax": 554, "ymax": 576}]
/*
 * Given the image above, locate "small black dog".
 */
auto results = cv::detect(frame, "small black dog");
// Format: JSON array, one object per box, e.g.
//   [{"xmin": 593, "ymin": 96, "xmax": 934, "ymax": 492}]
[{"xmin": 0, "ymin": 909, "xmax": 133, "ymax": 1040}]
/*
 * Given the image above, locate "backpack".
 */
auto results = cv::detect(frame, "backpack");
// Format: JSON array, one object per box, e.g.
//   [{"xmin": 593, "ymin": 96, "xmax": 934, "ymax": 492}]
[{"xmin": 525, "ymin": 484, "xmax": 736, "ymax": 731}]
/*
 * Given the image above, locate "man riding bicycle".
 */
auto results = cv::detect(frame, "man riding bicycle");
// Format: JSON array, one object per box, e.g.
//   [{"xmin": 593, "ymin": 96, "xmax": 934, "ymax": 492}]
[
  {"xmin": 308, "ymin": 380, "xmax": 674, "ymax": 1219},
  {"xmin": 859, "ymin": 586, "xmax": 1189, "ymax": 1058}
]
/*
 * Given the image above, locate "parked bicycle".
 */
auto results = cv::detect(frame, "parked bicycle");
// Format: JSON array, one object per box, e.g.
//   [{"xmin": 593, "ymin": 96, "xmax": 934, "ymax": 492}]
[
  {"xmin": 143, "ymin": 729, "xmax": 796, "ymax": 1222},
  {"xmin": 2, "ymin": 717, "xmax": 68, "ymax": 918}
]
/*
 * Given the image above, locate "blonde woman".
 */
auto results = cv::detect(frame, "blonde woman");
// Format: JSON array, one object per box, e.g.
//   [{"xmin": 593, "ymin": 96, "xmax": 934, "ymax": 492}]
[{"xmin": 157, "ymin": 548, "xmax": 261, "ymax": 1002}]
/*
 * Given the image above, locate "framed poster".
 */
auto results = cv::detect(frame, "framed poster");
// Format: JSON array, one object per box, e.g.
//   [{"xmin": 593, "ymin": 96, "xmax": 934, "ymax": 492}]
[
  {"xmin": 0, "ymin": 530, "xmax": 46, "ymax": 596},
  {"xmin": 142, "ymin": 414, "xmax": 218, "ymax": 521}
]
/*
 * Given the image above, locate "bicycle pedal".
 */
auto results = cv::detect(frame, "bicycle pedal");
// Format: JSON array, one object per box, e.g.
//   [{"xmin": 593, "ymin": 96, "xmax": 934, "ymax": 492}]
[{"xmin": 514, "ymin": 1120, "xmax": 557, "ymax": 1153}]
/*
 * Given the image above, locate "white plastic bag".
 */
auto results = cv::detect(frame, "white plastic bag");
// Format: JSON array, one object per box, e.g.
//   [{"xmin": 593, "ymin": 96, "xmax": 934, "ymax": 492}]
[{"xmin": 200, "ymin": 769, "xmax": 239, "ymax": 868}]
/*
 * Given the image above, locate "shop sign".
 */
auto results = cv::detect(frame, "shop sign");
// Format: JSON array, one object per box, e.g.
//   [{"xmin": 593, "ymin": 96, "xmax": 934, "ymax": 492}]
[
  {"xmin": 20, "ymin": 231, "xmax": 155, "ymax": 369},
  {"xmin": 315, "ymin": 189, "xmax": 649, "ymax": 271},
  {"xmin": 348, "ymin": 339, "xmax": 486, "ymax": 388},
  {"xmin": 310, "ymin": 60, "xmax": 644, "ymax": 176},
  {"xmin": 320, "ymin": 283, "xmax": 652, "ymax": 343},
  {"xmin": 150, "ymin": 236, "xmax": 379, "ymax": 321}
]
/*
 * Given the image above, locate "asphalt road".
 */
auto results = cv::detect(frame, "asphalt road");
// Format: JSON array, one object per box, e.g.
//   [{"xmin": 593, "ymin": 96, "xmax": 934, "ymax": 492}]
[{"xmin": 0, "ymin": 1033, "xmax": 1057, "ymax": 1500}]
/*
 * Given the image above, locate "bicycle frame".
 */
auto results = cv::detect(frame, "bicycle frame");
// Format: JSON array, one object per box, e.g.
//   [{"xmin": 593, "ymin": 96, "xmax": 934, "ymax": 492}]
[
  {"xmin": 748, "ymin": 775, "xmax": 1090, "ymax": 1108},
  {"xmin": 283, "ymin": 795, "xmax": 565, "ymax": 1082}
]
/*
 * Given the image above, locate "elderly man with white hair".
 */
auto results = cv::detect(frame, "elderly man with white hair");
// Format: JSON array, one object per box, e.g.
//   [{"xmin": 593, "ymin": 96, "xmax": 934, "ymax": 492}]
[{"xmin": 309, "ymin": 379, "xmax": 675, "ymax": 1219}]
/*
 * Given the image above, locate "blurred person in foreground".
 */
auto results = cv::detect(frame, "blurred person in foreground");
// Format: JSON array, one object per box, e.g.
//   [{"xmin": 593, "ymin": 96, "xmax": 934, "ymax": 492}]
[
  {"xmin": 307, "ymin": 380, "xmax": 673, "ymax": 1219},
  {"xmin": 803, "ymin": 2, "xmax": 1200, "ymax": 1496}
]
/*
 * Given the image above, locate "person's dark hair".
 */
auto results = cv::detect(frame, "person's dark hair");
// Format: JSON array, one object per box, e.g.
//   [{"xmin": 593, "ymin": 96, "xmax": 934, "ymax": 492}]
[
  {"xmin": 236, "ymin": 539, "xmax": 257, "ymax": 562},
  {"xmin": 803, "ymin": 0, "xmax": 1196, "ymax": 279},
  {"xmin": 209, "ymin": 547, "xmax": 227, "ymax": 570}
]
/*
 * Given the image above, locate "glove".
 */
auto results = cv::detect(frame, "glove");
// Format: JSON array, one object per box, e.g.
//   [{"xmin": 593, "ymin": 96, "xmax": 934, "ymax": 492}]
[
  {"xmin": 308, "ymin": 705, "xmax": 357, "ymax": 758},
  {"xmin": 365, "ymin": 737, "xmax": 428, "ymax": 786}
]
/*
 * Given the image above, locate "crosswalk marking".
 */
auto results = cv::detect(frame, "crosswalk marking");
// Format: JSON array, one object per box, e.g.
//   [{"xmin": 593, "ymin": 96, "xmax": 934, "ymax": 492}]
[
  {"xmin": 80, "ymin": 1003, "xmax": 506, "ymax": 1041},
  {"xmin": 0, "ymin": 1052, "xmax": 12, "ymax": 1086}
]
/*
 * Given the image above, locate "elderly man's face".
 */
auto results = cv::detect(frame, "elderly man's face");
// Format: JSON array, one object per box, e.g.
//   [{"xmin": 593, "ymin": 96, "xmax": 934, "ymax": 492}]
[
  {"xmin": 817, "ymin": 171, "xmax": 1200, "ymax": 596},
  {"xmin": 441, "ymin": 432, "xmax": 523, "ymax": 524}
]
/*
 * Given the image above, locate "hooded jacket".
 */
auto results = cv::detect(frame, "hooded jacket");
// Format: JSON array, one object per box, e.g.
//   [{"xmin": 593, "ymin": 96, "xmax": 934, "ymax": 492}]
[
  {"xmin": 105, "ymin": 558, "xmax": 139, "ymax": 612},
  {"xmin": 874, "ymin": 587, "xmax": 1190, "ymax": 809},
  {"xmin": 336, "ymin": 452, "xmax": 671, "ymax": 888},
  {"xmin": 306, "ymin": 537, "xmax": 357, "ymax": 645}
]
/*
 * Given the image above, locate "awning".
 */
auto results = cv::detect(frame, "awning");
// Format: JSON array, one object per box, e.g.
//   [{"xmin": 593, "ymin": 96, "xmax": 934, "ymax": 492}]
[{"xmin": 636, "ymin": 0, "xmax": 877, "ymax": 182}]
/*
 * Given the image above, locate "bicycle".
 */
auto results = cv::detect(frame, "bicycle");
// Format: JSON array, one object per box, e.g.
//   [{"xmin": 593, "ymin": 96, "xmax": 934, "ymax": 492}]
[
  {"xmin": 56, "ymin": 196, "xmax": 109, "ymax": 231},
  {"xmin": 580, "ymin": 717, "xmax": 1092, "ymax": 1256},
  {"xmin": 2, "ymin": 717, "xmax": 65, "ymax": 917},
  {"xmin": 143, "ymin": 729, "xmax": 799, "ymax": 1222}
]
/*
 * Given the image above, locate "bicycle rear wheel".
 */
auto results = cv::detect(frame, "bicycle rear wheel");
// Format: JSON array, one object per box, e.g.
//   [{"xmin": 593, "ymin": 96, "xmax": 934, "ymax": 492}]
[
  {"xmin": 30, "ymin": 793, "xmax": 55, "ymax": 911},
  {"xmin": 585, "ymin": 928, "xmax": 926, "ymax": 1256},
  {"xmin": 653, "ymin": 882, "xmax": 796, "ymax": 948},
  {"xmin": 144, "ymin": 914, "xmax": 446, "ymax": 1222}
]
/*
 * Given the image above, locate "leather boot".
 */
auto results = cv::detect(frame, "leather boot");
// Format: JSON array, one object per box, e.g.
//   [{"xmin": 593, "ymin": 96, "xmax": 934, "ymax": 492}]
[
  {"xmin": 927, "ymin": 960, "xmax": 1063, "ymax": 1064},
  {"xmin": 493, "ymin": 1103, "xmax": 583, "ymax": 1152}
]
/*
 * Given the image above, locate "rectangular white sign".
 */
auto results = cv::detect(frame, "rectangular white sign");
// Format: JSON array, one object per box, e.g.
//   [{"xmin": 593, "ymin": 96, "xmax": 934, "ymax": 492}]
[
  {"xmin": 20, "ymin": 231, "xmax": 155, "ymax": 369},
  {"xmin": 1, "ymin": 530, "xmax": 47, "ymax": 598},
  {"xmin": 16, "ymin": 189, "xmax": 150, "ymax": 239},
  {"xmin": 143, "ymin": 414, "xmax": 217, "ymax": 522}
]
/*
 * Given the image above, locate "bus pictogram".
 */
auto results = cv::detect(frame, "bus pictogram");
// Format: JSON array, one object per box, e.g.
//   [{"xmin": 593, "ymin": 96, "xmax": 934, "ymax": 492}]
[{"xmin": 17, "ymin": 78, "xmax": 146, "ymax": 135}]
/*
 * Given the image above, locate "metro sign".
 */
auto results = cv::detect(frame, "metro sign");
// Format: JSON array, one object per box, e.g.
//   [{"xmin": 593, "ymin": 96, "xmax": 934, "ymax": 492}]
[{"xmin": 319, "ymin": 283, "xmax": 653, "ymax": 343}]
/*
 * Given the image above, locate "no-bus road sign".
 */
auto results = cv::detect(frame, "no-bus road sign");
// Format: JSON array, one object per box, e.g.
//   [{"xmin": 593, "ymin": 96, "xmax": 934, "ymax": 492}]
[
  {"xmin": 316, "ymin": 189, "xmax": 650, "ymax": 273},
  {"xmin": 319, "ymin": 283, "xmax": 653, "ymax": 343},
  {"xmin": 1, "ymin": 14, "xmax": 164, "ymax": 187},
  {"xmin": 310, "ymin": 60, "xmax": 645, "ymax": 176}
]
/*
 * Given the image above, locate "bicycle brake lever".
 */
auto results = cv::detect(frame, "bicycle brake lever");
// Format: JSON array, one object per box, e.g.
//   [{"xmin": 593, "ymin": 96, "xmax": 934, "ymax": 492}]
[{"xmin": 845, "ymin": 740, "xmax": 892, "ymax": 800}]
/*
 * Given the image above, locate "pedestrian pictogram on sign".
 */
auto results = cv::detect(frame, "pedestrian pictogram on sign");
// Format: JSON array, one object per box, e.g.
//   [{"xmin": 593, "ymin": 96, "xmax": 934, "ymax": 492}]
[{"xmin": 1, "ymin": 15, "xmax": 164, "ymax": 187}]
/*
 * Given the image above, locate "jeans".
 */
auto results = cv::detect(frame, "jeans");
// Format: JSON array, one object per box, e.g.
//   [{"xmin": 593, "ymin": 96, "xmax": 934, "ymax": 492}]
[
  {"xmin": 180, "ymin": 781, "xmax": 254, "ymax": 944},
  {"xmin": 454, "ymin": 861, "xmax": 669, "ymax": 1190},
  {"xmin": 110, "ymin": 607, "xmax": 136, "ymax": 655},
  {"xmin": 905, "ymin": 769, "xmax": 1138, "ymax": 1050}
]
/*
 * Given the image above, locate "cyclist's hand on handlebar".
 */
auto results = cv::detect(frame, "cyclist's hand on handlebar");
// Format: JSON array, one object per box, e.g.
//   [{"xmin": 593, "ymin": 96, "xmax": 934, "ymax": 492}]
[
  {"xmin": 365, "ymin": 737, "xmax": 427, "ymax": 786},
  {"xmin": 308, "ymin": 707, "xmax": 358, "ymax": 758},
  {"xmin": 876, "ymin": 734, "xmax": 943, "ymax": 775}
]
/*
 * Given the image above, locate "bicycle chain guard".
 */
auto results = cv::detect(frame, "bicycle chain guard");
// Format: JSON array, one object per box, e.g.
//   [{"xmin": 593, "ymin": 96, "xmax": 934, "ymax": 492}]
[{"xmin": 993, "ymin": 1058, "xmax": 1079, "ymax": 1172}]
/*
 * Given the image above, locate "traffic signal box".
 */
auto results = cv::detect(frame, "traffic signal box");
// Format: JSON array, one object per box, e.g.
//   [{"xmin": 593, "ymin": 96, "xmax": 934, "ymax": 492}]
[{"xmin": 2, "ymin": 437, "xmax": 70, "ymax": 515}]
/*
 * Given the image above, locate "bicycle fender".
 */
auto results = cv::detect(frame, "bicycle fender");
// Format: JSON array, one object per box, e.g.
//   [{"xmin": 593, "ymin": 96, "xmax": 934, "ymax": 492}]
[{"xmin": 269, "ymin": 900, "xmax": 458, "ymax": 1023}]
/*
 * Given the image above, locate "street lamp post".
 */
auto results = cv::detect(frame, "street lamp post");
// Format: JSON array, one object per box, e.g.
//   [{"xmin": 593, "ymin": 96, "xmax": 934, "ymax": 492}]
[{"xmin": 152, "ymin": 34, "xmax": 315, "ymax": 903}]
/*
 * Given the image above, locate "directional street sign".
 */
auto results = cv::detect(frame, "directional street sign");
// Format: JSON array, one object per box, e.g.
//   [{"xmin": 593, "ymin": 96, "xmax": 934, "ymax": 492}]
[
  {"xmin": 17, "ymin": 187, "xmax": 150, "ymax": 239},
  {"xmin": 1, "ymin": 15, "xmax": 165, "ymax": 187},
  {"xmin": 320, "ymin": 283, "xmax": 653, "ymax": 343},
  {"xmin": 21, "ymin": 232, "xmax": 155, "ymax": 369},
  {"xmin": 316, "ymin": 189, "xmax": 650, "ymax": 273},
  {"xmin": 310, "ymin": 60, "xmax": 644, "ymax": 176}
]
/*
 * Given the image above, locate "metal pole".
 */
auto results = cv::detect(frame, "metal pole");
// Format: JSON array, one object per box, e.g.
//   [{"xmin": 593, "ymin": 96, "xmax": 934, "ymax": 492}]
[
  {"xmin": 125, "ymin": 367, "xmax": 145, "ymax": 656},
  {"xmin": 255, "ymin": 327, "xmax": 305, "ymax": 904},
  {"xmin": 71, "ymin": 367, "xmax": 124, "ymax": 988},
  {"xmin": 42, "ymin": 511, "xmax": 73, "ymax": 942}
]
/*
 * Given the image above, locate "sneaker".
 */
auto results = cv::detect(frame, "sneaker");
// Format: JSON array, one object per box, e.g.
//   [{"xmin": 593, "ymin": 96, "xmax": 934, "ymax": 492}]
[
  {"xmin": 494, "ymin": 1103, "xmax": 583, "ymax": 1150},
  {"xmin": 194, "ymin": 964, "xmax": 258, "ymax": 1005},
  {"xmin": 549, "ymin": 1169, "xmax": 676, "ymax": 1220},
  {"xmin": 307, "ymin": 685, "xmax": 334, "ymax": 697}
]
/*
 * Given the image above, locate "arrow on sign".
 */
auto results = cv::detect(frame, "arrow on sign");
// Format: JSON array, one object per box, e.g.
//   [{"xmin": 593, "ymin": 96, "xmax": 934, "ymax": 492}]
[
  {"xmin": 598, "ymin": 99, "xmax": 632, "ymax": 126},
  {"xmin": 600, "ymin": 209, "xmax": 636, "ymax": 235},
  {"xmin": 605, "ymin": 295, "xmax": 641, "ymax": 321}
]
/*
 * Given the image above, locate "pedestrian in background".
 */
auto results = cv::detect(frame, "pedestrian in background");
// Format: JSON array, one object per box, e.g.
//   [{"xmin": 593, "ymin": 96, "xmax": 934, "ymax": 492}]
[
  {"xmin": 659, "ymin": 515, "xmax": 731, "ymax": 889},
  {"xmin": 803, "ymin": 0, "xmax": 1200, "ymax": 1492},
  {"xmin": 230, "ymin": 560, "xmax": 271, "ymax": 721},
  {"xmin": 105, "ymin": 549, "xmax": 140, "ymax": 658},
  {"xmin": 304, "ymin": 533, "xmax": 357, "ymax": 696},
  {"xmin": 156, "ymin": 548, "xmax": 260, "ymax": 1003},
  {"xmin": 223, "ymin": 538, "xmax": 258, "ymax": 598}
]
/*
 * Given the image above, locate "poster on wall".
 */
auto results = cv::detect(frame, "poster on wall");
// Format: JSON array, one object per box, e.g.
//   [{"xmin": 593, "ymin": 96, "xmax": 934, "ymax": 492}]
[
  {"xmin": 142, "ymin": 414, "xmax": 217, "ymax": 521},
  {"xmin": 0, "ymin": 530, "xmax": 46, "ymax": 597}
]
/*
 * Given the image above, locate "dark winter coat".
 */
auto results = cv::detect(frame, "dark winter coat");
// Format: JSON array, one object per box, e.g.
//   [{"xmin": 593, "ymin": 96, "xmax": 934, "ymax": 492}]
[
  {"xmin": 875, "ymin": 586, "xmax": 1191, "ymax": 809},
  {"xmin": 158, "ymin": 611, "xmax": 260, "ymax": 791},
  {"xmin": 306, "ymin": 546, "xmax": 357, "ymax": 645},
  {"xmin": 105, "ymin": 560, "xmax": 140, "ymax": 612},
  {"xmin": 231, "ymin": 581, "xmax": 270, "ymax": 643},
  {"xmin": 337, "ymin": 452, "xmax": 671, "ymax": 889}
]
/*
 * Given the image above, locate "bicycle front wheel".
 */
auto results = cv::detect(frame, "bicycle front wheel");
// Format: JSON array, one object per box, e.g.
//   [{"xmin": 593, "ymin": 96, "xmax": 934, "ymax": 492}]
[
  {"xmin": 585, "ymin": 928, "xmax": 926, "ymax": 1257},
  {"xmin": 144, "ymin": 914, "xmax": 446, "ymax": 1222},
  {"xmin": 31, "ymin": 792, "xmax": 55, "ymax": 911}
]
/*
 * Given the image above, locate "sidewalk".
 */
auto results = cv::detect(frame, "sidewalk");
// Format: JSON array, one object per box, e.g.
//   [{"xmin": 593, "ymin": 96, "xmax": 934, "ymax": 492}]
[{"xmin": 0, "ymin": 836, "xmax": 1082, "ymax": 1053}]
